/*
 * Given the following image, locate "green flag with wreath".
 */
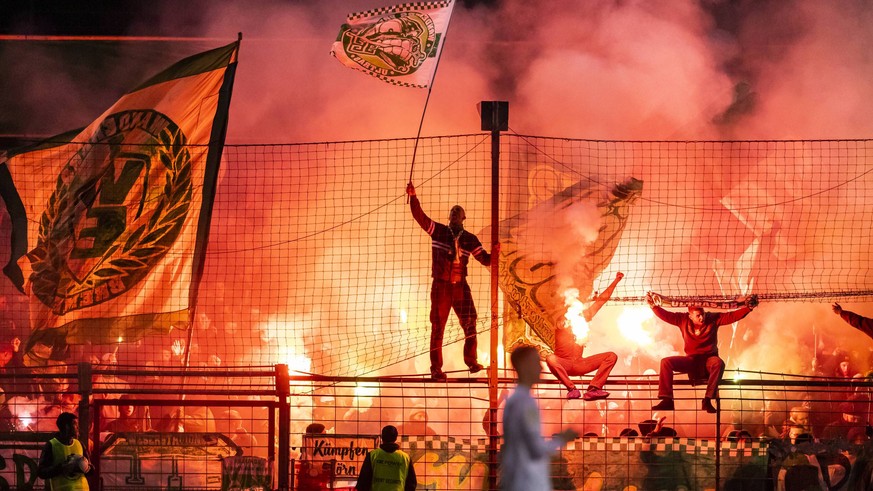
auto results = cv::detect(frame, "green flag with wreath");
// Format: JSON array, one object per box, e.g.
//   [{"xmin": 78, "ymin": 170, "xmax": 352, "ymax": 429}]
[{"xmin": 0, "ymin": 40, "xmax": 239, "ymax": 363}]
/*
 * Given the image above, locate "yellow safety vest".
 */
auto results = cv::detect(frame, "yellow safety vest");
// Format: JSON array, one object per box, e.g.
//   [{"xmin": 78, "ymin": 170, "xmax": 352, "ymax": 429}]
[
  {"xmin": 48, "ymin": 438, "xmax": 89, "ymax": 491},
  {"xmin": 368, "ymin": 448, "xmax": 410, "ymax": 491}
]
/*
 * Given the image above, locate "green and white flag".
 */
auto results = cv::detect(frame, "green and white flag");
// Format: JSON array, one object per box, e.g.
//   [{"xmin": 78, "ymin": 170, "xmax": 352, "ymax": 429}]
[
  {"xmin": 330, "ymin": 0, "xmax": 455, "ymax": 88},
  {"xmin": 0, "ymin": 40, "xmax": 239, "ymax": 362}
]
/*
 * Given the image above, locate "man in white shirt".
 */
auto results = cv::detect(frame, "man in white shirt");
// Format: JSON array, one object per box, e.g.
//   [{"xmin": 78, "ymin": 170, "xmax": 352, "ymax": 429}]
[{"xmin": 500, "ymin": 345, "xmax": 578, "ymax": 491}]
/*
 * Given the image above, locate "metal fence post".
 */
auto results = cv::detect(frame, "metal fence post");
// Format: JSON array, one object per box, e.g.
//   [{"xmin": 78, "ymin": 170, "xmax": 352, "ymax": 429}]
[{"xmin": 276, "ymin": 364, "xmax": 291, "ymax": 491}]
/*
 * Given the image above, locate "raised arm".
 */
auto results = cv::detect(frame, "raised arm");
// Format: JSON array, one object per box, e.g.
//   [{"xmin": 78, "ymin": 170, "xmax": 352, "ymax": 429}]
[
  {"xmin": 646, "ymin": 292, "xmax": 686, "ymax": 327},
  {"xmin": 715, "ymin": 295, "xmax": 758, "ymax": 326},
  {"xmin": 584, "ymin": 272, "xmax": 623, "ymax": 321},
  {"xmin": 834, "ymin": 303, "xmax": 873, "ymax": 340},
  {"xmin": 407, "ymin": 182, "xmax": 434, "ymax": 234}
]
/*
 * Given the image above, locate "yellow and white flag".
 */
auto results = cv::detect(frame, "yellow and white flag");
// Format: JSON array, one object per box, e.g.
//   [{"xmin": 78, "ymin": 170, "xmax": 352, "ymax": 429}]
[
  {"xmin": 0, "ymin": 41, "xmax": 239, "ymax": 362},
  {"xmin": 492, "ymin": 178, "xmax": 644, "ymax": 352}
]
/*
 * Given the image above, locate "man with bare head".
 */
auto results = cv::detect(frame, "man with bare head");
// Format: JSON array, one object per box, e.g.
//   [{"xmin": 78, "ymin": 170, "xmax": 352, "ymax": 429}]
[
  {"xmin": 407, "ymin": 182, "xmax": 499, "ymax": 381},
  {"xmin": 647, "ymin": 293, "xmax": 758, "ymax": 413}
]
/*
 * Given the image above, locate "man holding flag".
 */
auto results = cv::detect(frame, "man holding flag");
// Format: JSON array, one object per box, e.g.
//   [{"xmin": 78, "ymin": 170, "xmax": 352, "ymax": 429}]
[{"xmin": 407, "ymin": 182, "xmax": 499, "ymax": 381}]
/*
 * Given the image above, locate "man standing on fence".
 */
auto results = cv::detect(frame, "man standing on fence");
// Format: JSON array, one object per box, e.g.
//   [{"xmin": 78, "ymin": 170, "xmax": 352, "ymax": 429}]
[
  {"xmin": 407, "ymin": 182, "xmax": 499, "ymax": 381},
  {"xmin": 356, "ymin": 425, "xmax": 417, "ymax": 491},
  {"xmin": 38, "ymin": 412, "xmax": 91, "ymax": 491},
  {"xmin": 501, "ymin": 345, "xmax": 578, "ymax": 491},
  {"xmin": 546, "ymin": 272, "xmax": 623, "ymax": 401},
  {"xmin": 647, "ymin": 293, "xmax": 758, "ymax": 414}
]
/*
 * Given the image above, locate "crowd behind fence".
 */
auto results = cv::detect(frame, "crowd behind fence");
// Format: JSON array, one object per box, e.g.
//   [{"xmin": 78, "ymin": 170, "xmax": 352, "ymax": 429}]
[{"xmin": 2, "ymin": 365, "xmax": 873, "ymax": 489}]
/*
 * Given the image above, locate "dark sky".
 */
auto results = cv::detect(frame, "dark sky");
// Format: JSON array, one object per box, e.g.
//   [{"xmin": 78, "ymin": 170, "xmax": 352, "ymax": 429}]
[
  {"xmin": 0, "ymin": 1, "xmax": 224, "ymax": 149},
  {"xmin": 0, "ymin": 1, "xmax": 205, "ymax": 36},
  {"xmin": 0, "ymin": 0, "xmax": 775, "ymax": 149},
  {"xmin": 0, "ymin": 0, "xmax": 502, "ymax": 36}
]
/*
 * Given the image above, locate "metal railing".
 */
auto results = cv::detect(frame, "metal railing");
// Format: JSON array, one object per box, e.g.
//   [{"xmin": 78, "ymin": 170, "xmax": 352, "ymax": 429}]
[{"xmin": 2, "ymin": 364, "xmax": 873, "ymax": 490}]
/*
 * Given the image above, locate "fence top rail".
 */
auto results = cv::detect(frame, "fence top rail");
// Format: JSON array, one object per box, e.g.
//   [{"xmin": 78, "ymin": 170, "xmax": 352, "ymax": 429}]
[{"xmin": 4, "ymin": 364, "xmax": 873, "ymax": 389}]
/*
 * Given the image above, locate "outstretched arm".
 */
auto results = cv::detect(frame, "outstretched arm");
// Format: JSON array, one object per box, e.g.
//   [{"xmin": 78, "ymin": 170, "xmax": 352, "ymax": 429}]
[
  {"xmin": 583, "ymin": 272, "xmax": 624, "ymax": 322},
  {"xmin": 834, "ymin": 303, "xmax": 873, "ymax": 341},
  {"xmin": 646, "ymin": 292, "xmax": 686, "ymax": 327},
  {"xmin": 715, "ymin": 295, "xmax": 758, "ymax": 326}
]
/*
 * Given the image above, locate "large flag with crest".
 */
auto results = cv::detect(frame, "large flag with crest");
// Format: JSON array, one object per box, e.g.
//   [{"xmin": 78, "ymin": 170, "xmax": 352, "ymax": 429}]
[
  {"xmin": 0, "ymin": 40, "xmax": 239, "ymax": 363},
  {"xmin": 486, "ymin": 177, "xmax": 644, "ymax": 353},
  {"xmin": 330, "ymin": 0, "xmax": 455, "ymax": 88}
]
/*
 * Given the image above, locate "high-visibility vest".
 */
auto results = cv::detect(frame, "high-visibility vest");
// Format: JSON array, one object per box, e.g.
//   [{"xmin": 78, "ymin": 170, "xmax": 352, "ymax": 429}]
[
  {"xmin": 48, "ymin": 438, "xmax": 89, "ymax": 491},
  {"xmin": 368, "ymin": 448, "xmax": 410, "ymax": 491}
]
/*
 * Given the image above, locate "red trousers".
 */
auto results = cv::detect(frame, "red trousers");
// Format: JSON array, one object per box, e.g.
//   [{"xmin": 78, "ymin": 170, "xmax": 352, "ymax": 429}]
[
  {"xmin": 546, "ymin": 351, "xmax": 617, "ymax": 391},
  {"xmin": 658, "ymin": 354, "xmax": 725, "ymax": 399},
  {"xmin": 430, "ymin": 279, "xmax": 478, "ymax": 371}
]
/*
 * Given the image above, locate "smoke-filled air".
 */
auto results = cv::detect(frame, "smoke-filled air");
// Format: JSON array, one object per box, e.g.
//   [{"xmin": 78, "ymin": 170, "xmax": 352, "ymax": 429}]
[{"xmin": 2, "ymin": 0, "xmax": 873, "ymax": 441}]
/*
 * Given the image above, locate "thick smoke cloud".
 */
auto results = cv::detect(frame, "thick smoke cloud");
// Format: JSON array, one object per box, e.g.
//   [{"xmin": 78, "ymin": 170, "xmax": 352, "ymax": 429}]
[{"xmin": 2, "ymin": 1, "xmax": 873, "ymax": 437}]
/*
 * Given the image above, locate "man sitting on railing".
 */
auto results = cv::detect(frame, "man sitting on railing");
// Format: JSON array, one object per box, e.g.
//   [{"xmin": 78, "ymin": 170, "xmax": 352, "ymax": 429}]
[
  {"xmin": 545, "ymin": 272, "xmax": 623, "ymax": 401},
  {"xmin": 647, "ymin": 293, "xmax": 758, "ymax": 414}
]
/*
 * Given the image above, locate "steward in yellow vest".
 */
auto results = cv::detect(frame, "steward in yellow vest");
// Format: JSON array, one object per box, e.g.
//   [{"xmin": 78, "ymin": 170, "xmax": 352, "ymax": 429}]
[
  {"xmin": 38, "ymin": 412, "xmax": 91, "ymax": 491},
  {"xmin": 356, "ymin": 425, "xmax": 417, "ymax": 491}
]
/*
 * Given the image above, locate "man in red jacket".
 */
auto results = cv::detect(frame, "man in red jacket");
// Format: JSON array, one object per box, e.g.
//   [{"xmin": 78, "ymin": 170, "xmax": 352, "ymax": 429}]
[
  {"xmin": 407, "ymin": 183, "xmax": 499, "ymax": 381},
  {"xmin": 647, "ymin": 293, "xmax": 758, "ymax": 413}
]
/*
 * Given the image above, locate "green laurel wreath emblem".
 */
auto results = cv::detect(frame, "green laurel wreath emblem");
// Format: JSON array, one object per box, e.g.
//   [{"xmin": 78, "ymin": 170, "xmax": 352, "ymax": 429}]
[{"xmin": 28, "ymin": 110, "xmax": 193, "ymax": 315}]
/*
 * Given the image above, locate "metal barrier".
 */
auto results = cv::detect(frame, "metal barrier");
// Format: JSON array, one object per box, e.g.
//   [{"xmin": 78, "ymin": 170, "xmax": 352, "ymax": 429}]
[{"xmin": 2, "ymin": 365, "xmax": 873, "ymax": 490}]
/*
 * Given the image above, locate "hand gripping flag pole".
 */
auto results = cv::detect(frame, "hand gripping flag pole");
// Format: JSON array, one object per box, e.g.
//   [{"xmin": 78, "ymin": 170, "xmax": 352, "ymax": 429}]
[{"xmin": 329, "ymin": 0, "xmax": 458, "ymax": 190}]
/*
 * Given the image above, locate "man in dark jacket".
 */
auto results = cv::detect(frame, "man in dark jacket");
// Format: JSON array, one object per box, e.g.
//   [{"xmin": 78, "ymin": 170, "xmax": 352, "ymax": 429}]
[
  {"xmin": 833, "ymin": 302, "xmax": 873, "ymax": 340},
  {"xmin": 407, "ymin": 182, "xmax": 499, "ymax": 381},
  {"xmin": 356, "ymin": 425, "xmax": 417, "ymax": 491},
  {"xmin": 647, "ymin": 293, "xmax": 758, "ymax": 413}
]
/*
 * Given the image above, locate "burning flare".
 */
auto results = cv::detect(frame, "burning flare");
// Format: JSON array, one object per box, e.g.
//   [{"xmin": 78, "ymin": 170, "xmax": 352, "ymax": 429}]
[
  {"xmin": 616, "ymin": 306, "xmax": 655, "ymax": 348},
  {"xmin": 562, "ymin": 288, "xmax": 590, "ymax": 343}
]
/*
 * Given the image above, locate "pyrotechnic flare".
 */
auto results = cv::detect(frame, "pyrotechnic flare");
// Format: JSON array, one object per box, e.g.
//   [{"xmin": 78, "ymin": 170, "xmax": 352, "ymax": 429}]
[{"xmin": 545, "ymin": 272, "xmax": 624, "ymax": 401}]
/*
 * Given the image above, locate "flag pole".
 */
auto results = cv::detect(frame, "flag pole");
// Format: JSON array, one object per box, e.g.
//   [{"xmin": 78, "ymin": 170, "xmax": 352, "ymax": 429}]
[{"xmin": 407, "ymin": 0, "xmax": 457, "ymax": 187}]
